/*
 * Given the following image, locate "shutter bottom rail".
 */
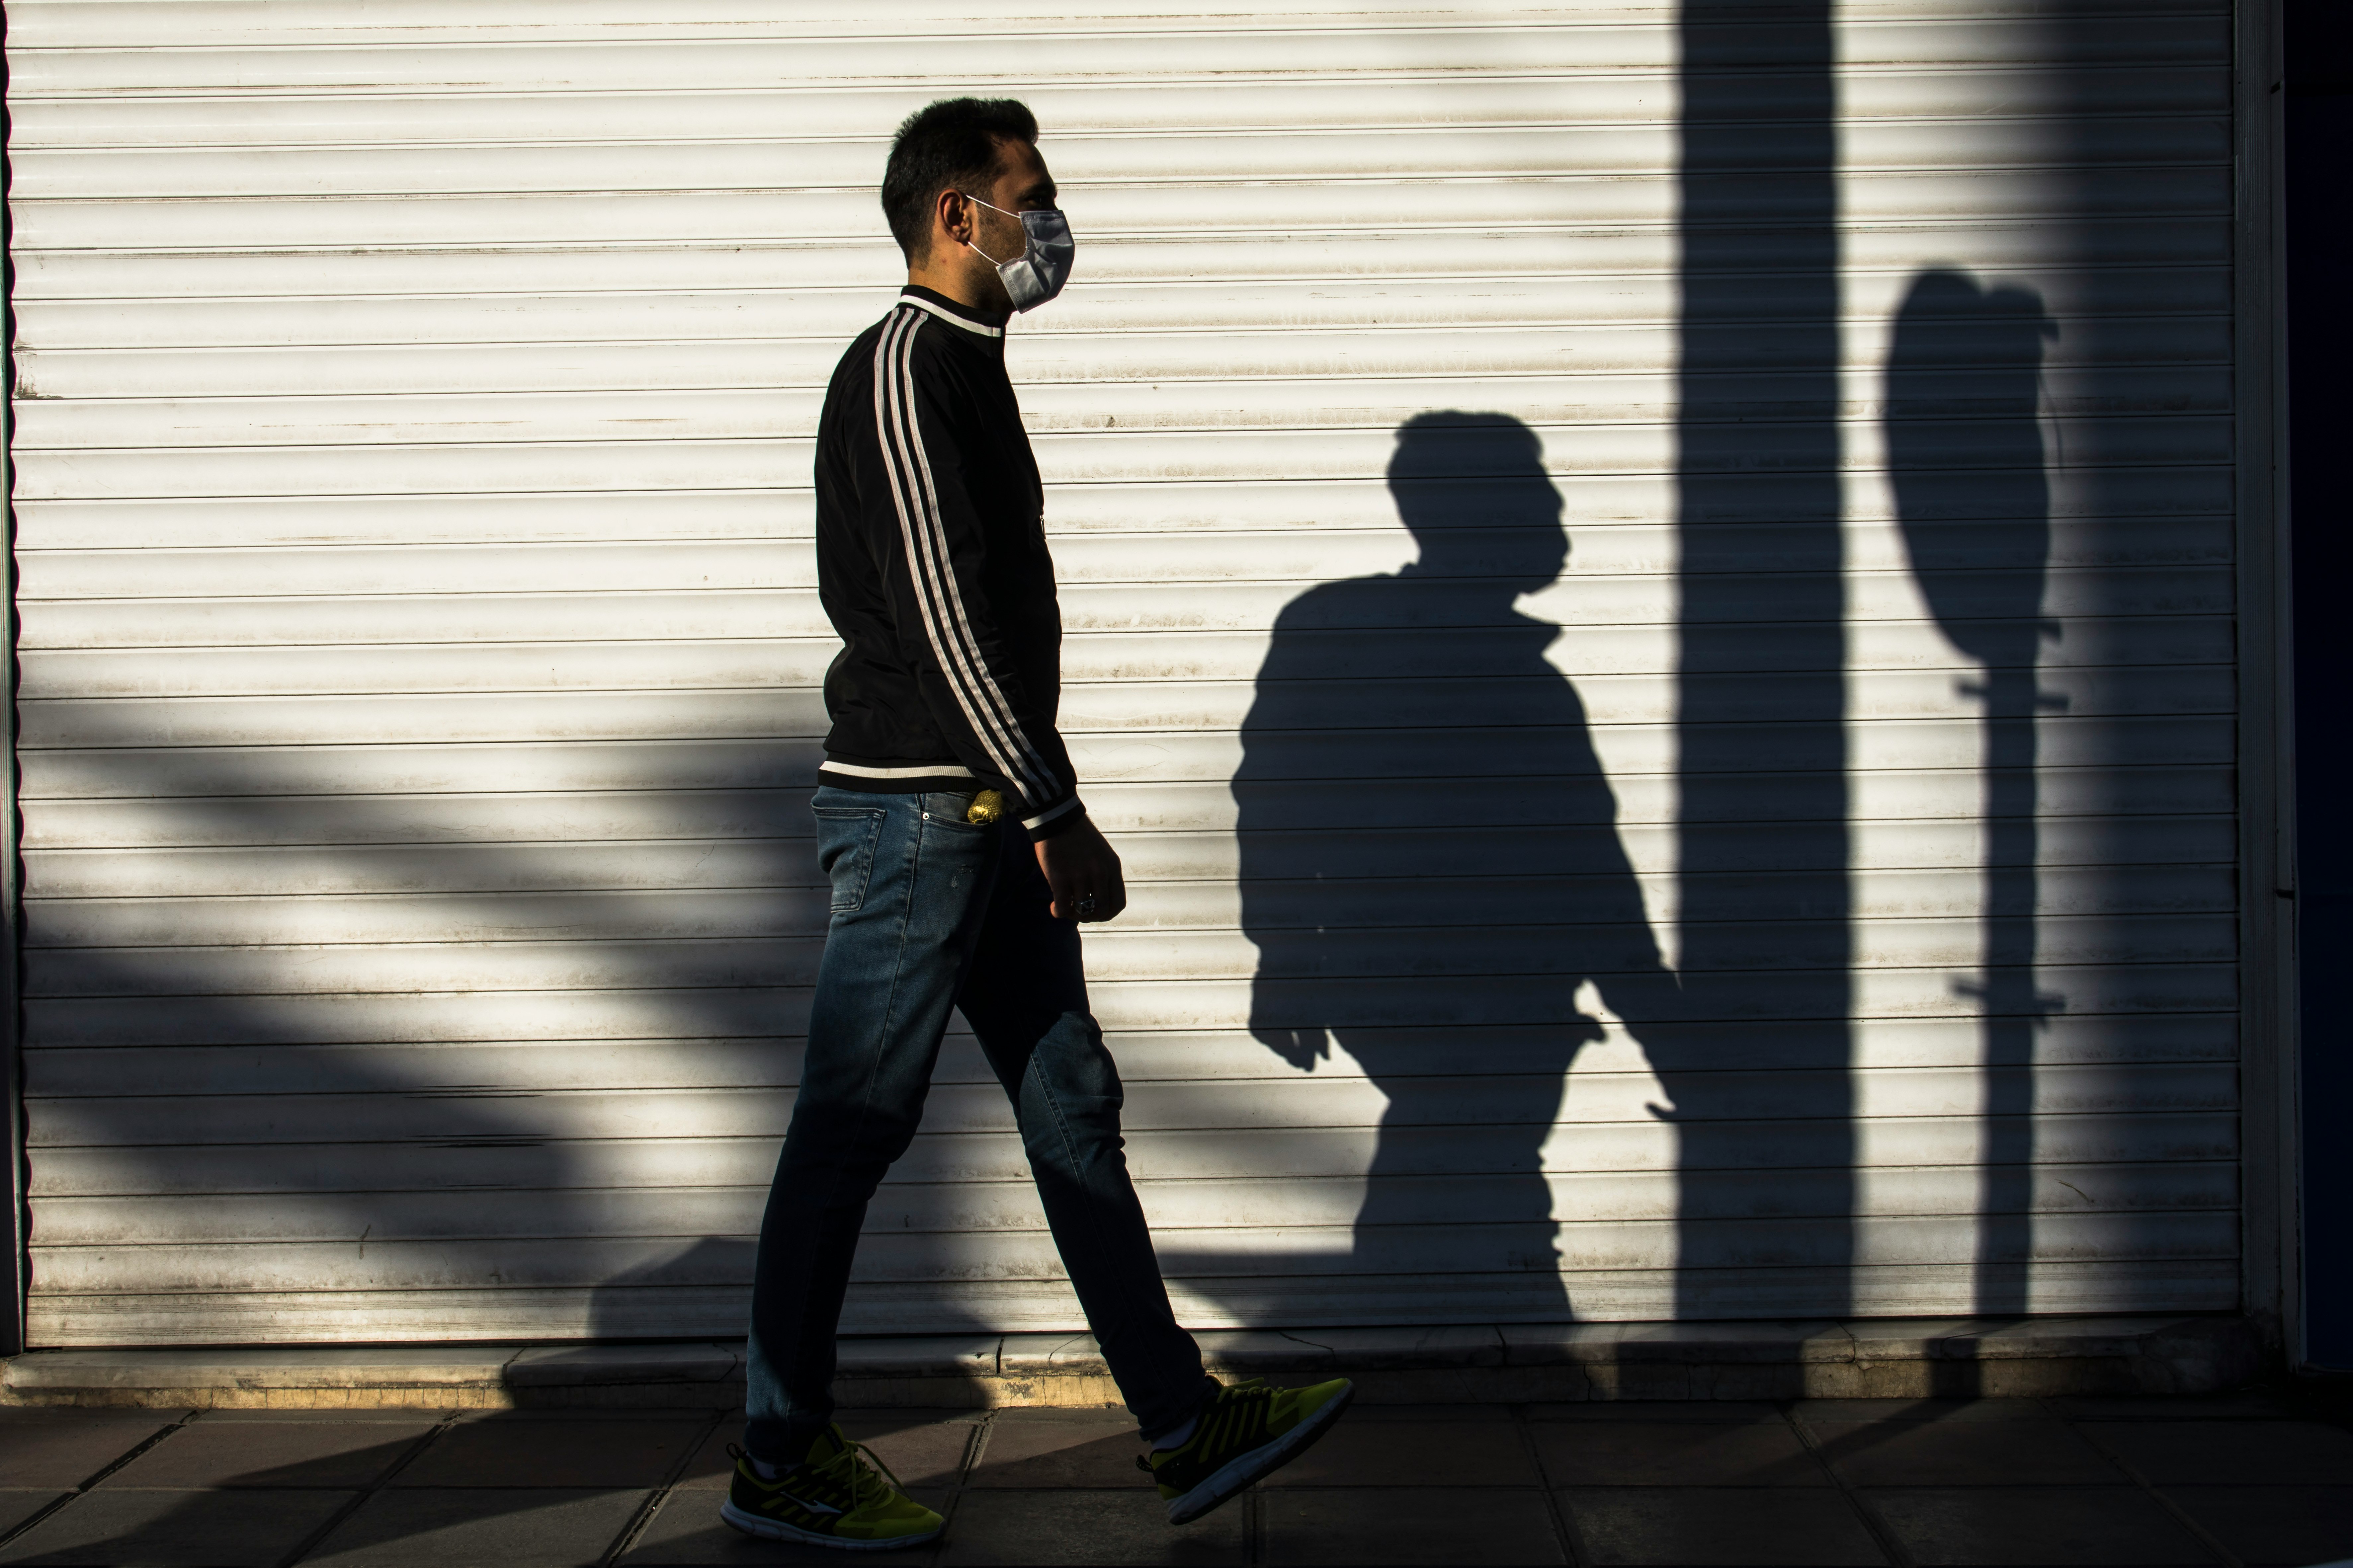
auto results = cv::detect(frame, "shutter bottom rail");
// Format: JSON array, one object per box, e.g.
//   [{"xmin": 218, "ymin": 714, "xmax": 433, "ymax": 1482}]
[{"xmin": 0, "ymin": 1314, "xmax": 2264, "ymax": 1410}]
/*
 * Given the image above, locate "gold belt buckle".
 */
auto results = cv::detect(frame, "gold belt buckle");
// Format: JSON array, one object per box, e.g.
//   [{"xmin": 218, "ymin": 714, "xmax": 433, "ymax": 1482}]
[{"xmin": 965, "ymin": 789, "xmax": 1006, "ymax": 825}]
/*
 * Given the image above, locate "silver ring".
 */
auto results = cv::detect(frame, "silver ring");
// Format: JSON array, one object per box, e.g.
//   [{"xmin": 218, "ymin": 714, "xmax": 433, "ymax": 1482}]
[{"xmin": 1075, "ymin": 894, "xmax": 1098, "ymax": 919}]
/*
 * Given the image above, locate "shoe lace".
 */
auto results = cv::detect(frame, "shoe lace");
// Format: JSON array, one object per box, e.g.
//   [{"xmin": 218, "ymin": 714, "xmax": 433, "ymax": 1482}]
[
  {"xmin": 729, "ymin": 1436, "xmax": 908, "ymax": 1510},
  {"xmin": 811, "ymin": 1433, "xmax": 909, "ymax": 1509},
  {"xmin": 1133, "ymin": 1378, "xmax": 1281, "ymax": 1472}
]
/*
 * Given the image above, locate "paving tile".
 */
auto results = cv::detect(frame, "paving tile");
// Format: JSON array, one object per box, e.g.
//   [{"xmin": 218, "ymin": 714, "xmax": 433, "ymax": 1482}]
[
  {"xmin": 1533, "ymin": 1420, "xmax": 1828, "ymax": 1486},
  {"xmin": 1334, "ymin": 1403, "xmax": 1512, "ymax": 1423},
  {"xmin": 1807, "ymin": 1418, "xmax": 2124, "ymax": 1487},
  {"xmin": 1263, "ymin": 1487, "xmax": 1561, "ymax": 1565},
  {"xmin": 1263, "ymin": 1419, "xmax": 1536, "ymax": 1487},
  {"xmin": 967, "ymin": 1411, "xmax": 1142, "ymax": 1488},
  {"xmin": 939, "ymin": 1488, "xmax": 1239, "ymax": 1565},
  {"xmin": 621, "ymin": 1486, "xmax": 948, "ymax": 1564},
  {"xmin": 1865, "ymin": 1486, "xmax": 2218, "ymax": 1565},
  {"xmin": 675, "ymin": 1413, "xmax": 977, "ymax": 1492},
  {"xmin": 2047, "ymin": 1393, "xmax": 2309, "ymax": 1421},
  {"xmin": 2077, "ymin": 1419, "xmax": 2353, "ymax": 1485},
  {"xmin": 0, "ymin": 1493, "xmax": 66, "ymax": 1535},
  {"xmin": 844, "ymin": 1414, "xmax": 979, "ymax": 1490},
  {"xmin": 674, "ymin": 1428, "xmax": 746, "ymax": 1493},
  {"xmin": 0, "ymin": 1412, "xmax": 184, "ymax": 1489},
  {"xmin": 1529, "ymin": 1402, "xmax": 1787, "ymax": 1424},
  {"xmin": 299, "ymin": 1487, "xmax": 649, "ymax": 1567},
  {"xmin": 1564, "ymin": 1487, "xmax": 1885, "ymax": 1566},
  {"xmin": 1793, "ymin": 1399, "xmax": 2049, "ymax": 1424},
  {"xmin": 0, "ymin": 1487, "xmax": 351, "ymax": 1567},
  {"xmin": 671, "ymin": 1411, "xmax": 750, "ymax": 1490},
  {"xmin": 393, "ymin": 1417, "xmax": 706, "ymax": 1488},
  {"xmin": 103, "ymin": 1419, "xmax": 435, "ymax": 1489},
  {"xmin": 2162, "ymin": 1483, "xmax": 2353, "ymax": 1566}
]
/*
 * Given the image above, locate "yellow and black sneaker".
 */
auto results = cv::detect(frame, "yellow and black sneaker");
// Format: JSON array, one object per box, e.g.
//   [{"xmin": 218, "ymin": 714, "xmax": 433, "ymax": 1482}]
[
  {"xmin": 719, "ymin": 1426, "xmax": 944, "ymax": 1550},
  {"xmin": 1137, "ymin": 1377, "xmax": 1354, "ymax": 1524}
]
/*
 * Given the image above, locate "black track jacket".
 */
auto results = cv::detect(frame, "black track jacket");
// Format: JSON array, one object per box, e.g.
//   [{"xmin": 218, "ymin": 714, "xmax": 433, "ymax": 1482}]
[{"xmin": 811, "ymin": 286, "xmax": 1085, "ymax": 840}]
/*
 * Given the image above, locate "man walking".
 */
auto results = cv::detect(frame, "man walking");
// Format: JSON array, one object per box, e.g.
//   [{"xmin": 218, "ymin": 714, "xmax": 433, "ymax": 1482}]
[{"xmin": 720, "ymin": 98, "xmax": 1352, "ymax": 1551}]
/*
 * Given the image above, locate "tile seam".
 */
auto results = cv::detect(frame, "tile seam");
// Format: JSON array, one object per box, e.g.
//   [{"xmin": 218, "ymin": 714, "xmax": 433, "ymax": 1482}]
[
  {"xmin": 274, "ymin": 1408, "xmax": 460, "ymax": 1568},
  {"xmin": 595, "ymin": 1404, "xmax": 726, "ymax": 1568},
  {"xmin": 1785, "ymin": 1402, "xmax": 1916, "ymax": 1568},
  {"xmin": 1514, "ymin": 1400, "xmax": 1588, "ymax": 1568},
  {"xmin": 0, "ymin": 1406, "xmax": 203, "ymax": 1553},
  {"xmin": 2059, "ymin": 1406, "xmax": 2243, "ymax": 1568}
]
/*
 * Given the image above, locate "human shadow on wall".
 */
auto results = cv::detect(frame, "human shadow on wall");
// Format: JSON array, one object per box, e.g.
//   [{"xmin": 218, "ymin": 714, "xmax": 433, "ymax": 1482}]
[
  {"xmin": 1226, "ymin": 412, "xmax": 1675, "ymax": 1323},
  {"xmin": 1886, "ymin": 267, "xmax": 2062, "ymax": 1316}
]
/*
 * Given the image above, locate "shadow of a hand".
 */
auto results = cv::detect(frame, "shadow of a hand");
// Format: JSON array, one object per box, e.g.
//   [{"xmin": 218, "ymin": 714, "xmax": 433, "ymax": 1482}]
[{"xmin": 1254, "ymin": 1026, "xmax": 1333, "ymax": 1071}]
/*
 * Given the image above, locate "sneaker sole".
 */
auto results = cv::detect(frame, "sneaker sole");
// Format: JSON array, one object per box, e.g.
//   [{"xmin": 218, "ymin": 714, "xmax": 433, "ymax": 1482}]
[
  {"xmin": 1164, "ymin": 1380, "xmax": 1356, "ymax": 1526},
  {"xmin": 720, "ymin": 1499, "xmax": 942, "ymax": 1551}
]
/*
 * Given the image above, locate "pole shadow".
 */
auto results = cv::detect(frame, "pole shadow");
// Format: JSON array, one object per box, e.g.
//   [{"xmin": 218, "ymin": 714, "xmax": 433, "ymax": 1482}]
[
  {"xmin": 1671, "ymin": 0, "xmax": 1852, "ymax": 1322},
  {"xmin": 1228, "ymin": 412, "xmax": 1674, "ymax": 1322},
  {"xmin": 1886, "ymin": 266, "xmax": 2063, "ymax": 1316}
]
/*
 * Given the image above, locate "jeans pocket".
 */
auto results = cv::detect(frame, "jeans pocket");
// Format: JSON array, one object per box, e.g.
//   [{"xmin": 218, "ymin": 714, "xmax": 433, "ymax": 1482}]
[
  {"xmin": 923, "ymin": 790, "xmax": 994, "ymax": 834},
  {"xmin": 812, "ymin": 806, "xmax": 886, "ymax": 914}
]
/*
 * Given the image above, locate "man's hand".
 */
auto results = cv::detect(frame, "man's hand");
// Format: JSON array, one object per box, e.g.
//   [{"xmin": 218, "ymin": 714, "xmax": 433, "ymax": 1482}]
[{"xmin": 1034, "ymin": 817, "xmax": 1127, "ymax": 922}]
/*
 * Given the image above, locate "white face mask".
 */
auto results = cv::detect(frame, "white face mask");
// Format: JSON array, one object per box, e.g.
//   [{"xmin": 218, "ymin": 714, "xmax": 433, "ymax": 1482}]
[{"xmin": 962, "ymin": 195, "xmax": 1075, "ymax": 312}]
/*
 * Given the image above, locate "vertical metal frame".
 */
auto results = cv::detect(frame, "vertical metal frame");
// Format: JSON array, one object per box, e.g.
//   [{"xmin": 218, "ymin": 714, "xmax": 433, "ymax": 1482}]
[
  {"xmin": 0, "ymin": 2, "xmax": 23, "ymax": 1357},
  {"xmin": 0, "ymin": 9, "xmax": 24, "ymax": 1357},
  {"xmin": 2234, "ymin": 0, "xmax": 2296, "ymax": 1360}
]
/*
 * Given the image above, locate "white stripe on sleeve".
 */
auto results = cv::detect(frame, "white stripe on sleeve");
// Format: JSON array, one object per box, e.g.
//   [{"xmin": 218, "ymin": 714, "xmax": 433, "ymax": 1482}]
[
  {"xmin": 887, "ymin": 317, "xmax": 1061, "ymax": 795},
  {"xmin": 870, "ymin": 310, "xmax": 1054, "ymax": 801}
]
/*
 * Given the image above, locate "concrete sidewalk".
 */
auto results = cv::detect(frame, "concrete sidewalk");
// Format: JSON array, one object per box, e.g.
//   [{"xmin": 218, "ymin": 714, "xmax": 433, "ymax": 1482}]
[{"xmin": 0, "ymin": 1391, "xmax": 2345, "ymax": 1566}]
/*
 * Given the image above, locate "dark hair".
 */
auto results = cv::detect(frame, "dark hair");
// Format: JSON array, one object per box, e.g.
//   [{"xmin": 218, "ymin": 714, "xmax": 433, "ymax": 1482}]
[{"xmin": 881, "ymin": 98, "xmax": 1039, "ymax": 261}]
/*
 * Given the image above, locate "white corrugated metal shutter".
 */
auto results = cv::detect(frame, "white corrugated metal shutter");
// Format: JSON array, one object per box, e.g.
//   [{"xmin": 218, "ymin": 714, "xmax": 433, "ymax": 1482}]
[{"xmin": 5, "ymin": 0, "xmax": 2239, "ymax": 1343}]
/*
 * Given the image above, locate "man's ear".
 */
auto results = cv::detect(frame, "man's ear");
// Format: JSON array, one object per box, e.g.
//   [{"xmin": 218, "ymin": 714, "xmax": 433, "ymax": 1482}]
[{"xmin": 932, "ymin": 187, "xmax": 973, "ymax": 251}]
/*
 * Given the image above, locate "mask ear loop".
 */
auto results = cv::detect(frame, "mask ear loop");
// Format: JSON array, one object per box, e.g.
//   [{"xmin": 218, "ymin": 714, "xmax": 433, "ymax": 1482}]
[{"xmin": 957, "ymin": 191, "xmax": 1015, "ymax": 268}]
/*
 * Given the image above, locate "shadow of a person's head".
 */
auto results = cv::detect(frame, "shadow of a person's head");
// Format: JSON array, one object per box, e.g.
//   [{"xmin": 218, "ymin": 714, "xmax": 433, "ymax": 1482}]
[{"xmin": 1388, "ymin": 410, "xmax": 1565, "ymax": 593}]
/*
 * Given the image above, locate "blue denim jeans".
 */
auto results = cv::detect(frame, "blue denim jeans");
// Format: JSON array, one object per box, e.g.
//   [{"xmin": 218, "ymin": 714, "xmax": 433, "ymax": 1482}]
[{"xmin": 743, "ymin": 787, "xmax": 1211, "ymax": 1458}]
